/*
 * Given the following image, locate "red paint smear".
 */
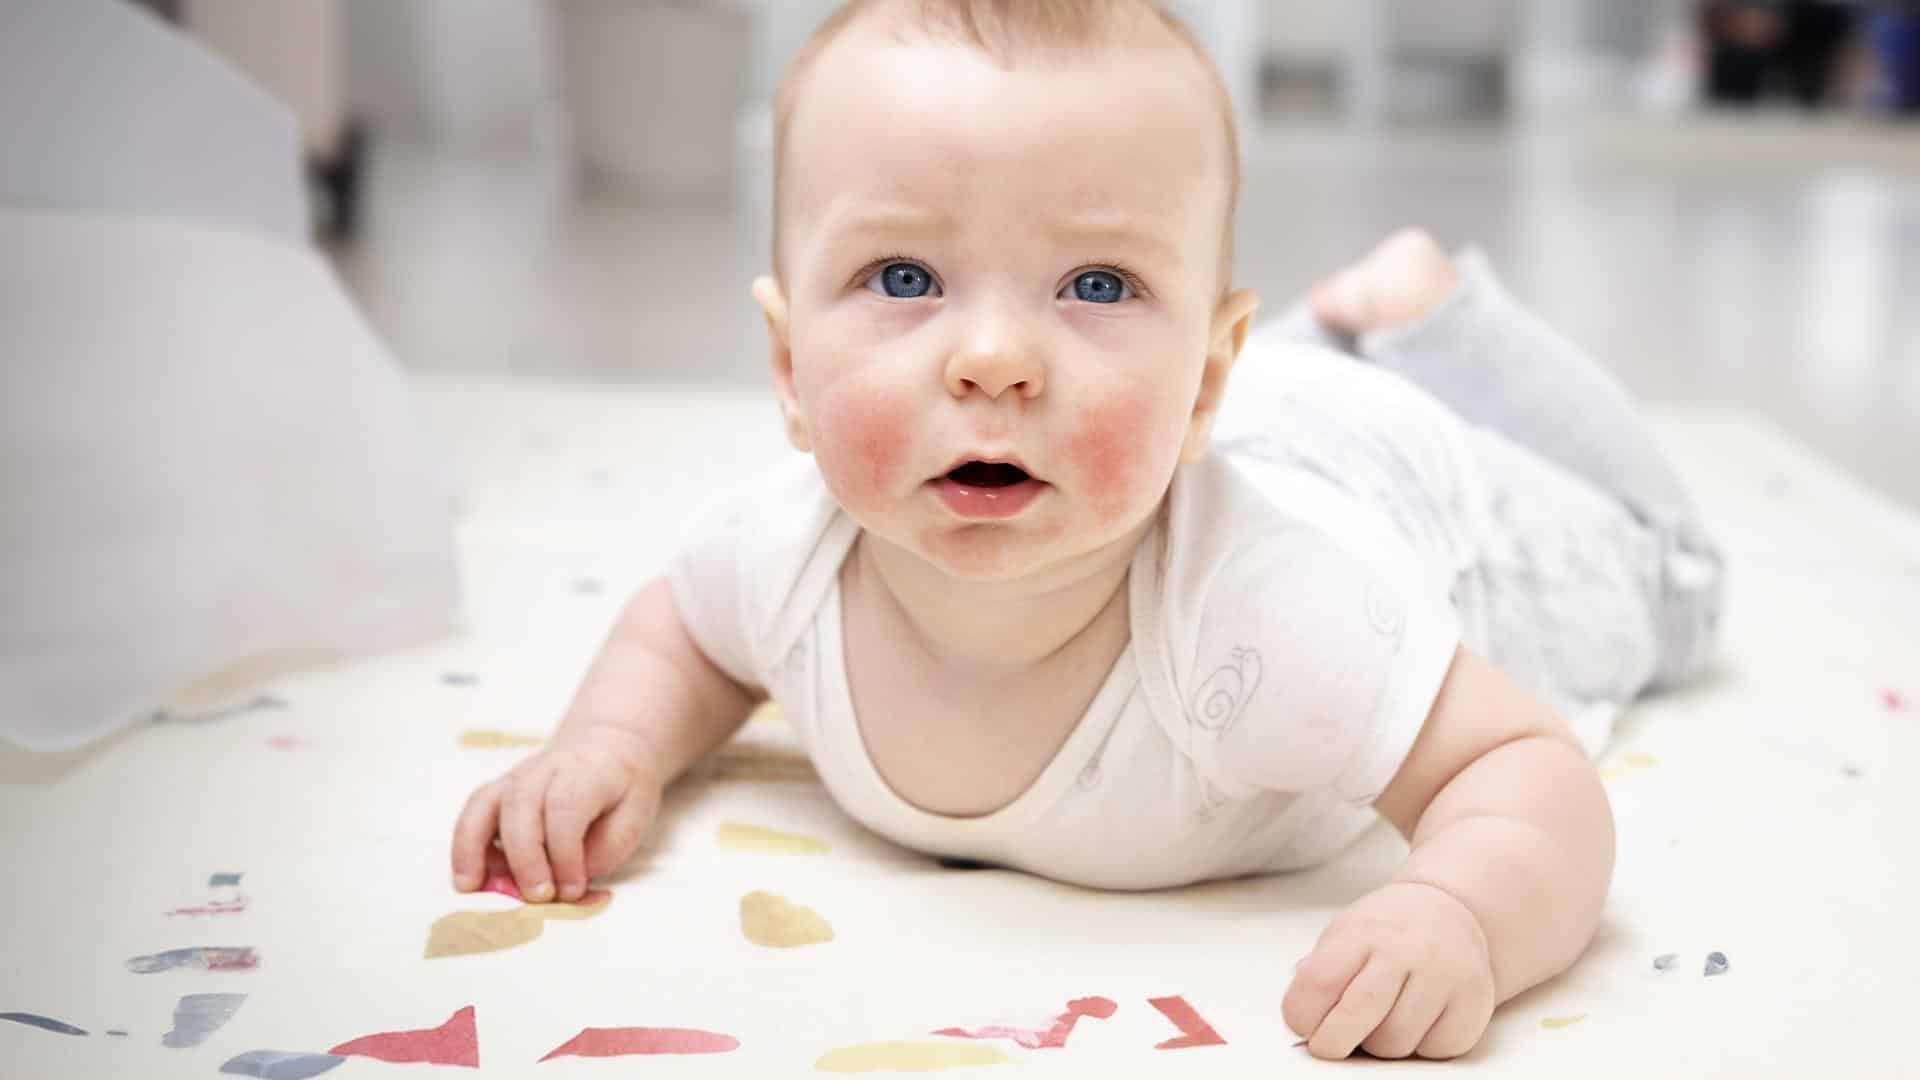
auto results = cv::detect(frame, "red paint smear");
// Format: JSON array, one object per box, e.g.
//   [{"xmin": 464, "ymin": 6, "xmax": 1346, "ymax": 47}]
[
  {"xmin": 1884, "ymin": 689, "xmax": 1908, "ymax": 712},
  {"xmin": 539, "ymin": 1027, "xmax": 739, "ymax": 1061},
  {"xmin": 330, "ymin": 1005, "xmax": 478, "ymax": 1068},
  {"xmin": 934, "ymin": 996, "xmax": 1117, "ymax": 1050},
  {"xmin": 204, "ymin": 948, "xmax": 258, "ymax": 972},
  {"xmin": 266, "ymin": 734, "xmax": 307, "ymax": 750},
  {"xmin": 478, "ymin": 872, "xmax": 524, "ymax": 902},
  {"xmin": 1148, "ymin": 996, "xmax": 1226, "ymax": 1050},
  {"xmin": 165, "ymin": 896, "xmax": 250, "ymax": 917}
]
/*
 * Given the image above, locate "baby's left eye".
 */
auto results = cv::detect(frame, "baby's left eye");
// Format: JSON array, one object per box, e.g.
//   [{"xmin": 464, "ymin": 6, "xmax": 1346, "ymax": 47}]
[{"xmin": 1063, "ymin": 270, "xmax": 1131, "ymax": 305}]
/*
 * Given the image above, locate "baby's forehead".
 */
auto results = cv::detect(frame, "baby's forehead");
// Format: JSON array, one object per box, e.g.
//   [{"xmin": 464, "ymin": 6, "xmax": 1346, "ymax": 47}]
[{"xmin": 773, "ymin": 8, "xmax": 1239, "ymax": 278}]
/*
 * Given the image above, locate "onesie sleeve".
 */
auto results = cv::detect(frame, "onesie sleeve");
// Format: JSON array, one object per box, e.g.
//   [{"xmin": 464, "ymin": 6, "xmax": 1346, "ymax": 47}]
[
  {"xmin": 1197, "ymin": 529, "xmax": 1458, "ymax": 805},
  {"xmin": 662, "ymin": 454, "xmax": 850, "ymax": 697},
  {"xmin": 664, "ymin": 482, "xmax": 761, "ymax": 692}
]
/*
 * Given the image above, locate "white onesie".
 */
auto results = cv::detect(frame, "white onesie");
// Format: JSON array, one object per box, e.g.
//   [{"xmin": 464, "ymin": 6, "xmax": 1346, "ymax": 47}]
[{"xmin": 662, "ymin": 343, "xmax": 1576, "ymax": 891}]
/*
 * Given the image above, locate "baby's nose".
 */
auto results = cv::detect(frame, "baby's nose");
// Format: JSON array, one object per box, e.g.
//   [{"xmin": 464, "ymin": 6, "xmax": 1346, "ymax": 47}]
[{"xmin": 943, "ymin": 346, "xmax": 1044, "ymax": 401}]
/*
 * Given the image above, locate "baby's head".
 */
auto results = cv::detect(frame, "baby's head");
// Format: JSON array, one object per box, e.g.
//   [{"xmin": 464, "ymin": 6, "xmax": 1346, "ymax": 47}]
[{"xmin": 753, "ymin": 0, "xmax": 1259, "ymax": 583}]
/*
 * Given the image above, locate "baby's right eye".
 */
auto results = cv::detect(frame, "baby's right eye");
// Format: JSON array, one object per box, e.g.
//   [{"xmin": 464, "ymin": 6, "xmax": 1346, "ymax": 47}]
[{"xmin": 864, "ymin": 261, "xmax": 940, "ymax": 300}]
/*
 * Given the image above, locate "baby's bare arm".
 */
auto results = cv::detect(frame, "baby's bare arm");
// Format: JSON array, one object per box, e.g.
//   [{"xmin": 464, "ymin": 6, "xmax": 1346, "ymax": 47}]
[
  {"xmin": 450, "ymin": 578, "xmax": 758, "ymax": 901},
  {"xmin": 1379, "ymin": 648, "xmax": 1614, "ymax": 999},
  {"xmin": 1282, "ymin": 648, "xmax": 1614, "ymax": 1059},
  {"xmin": 555, "ymin": 576, "xmax": 761, "ymax": 783}
]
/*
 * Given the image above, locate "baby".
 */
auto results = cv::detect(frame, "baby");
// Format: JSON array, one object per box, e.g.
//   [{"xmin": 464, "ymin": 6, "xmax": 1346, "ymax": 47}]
[{"xmin": 450, "ymin": 0, "xmax": 1723, "ymax": 1060}]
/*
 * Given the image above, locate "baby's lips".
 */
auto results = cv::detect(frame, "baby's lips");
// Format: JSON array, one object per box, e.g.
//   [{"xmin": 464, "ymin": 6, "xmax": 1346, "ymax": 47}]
[{"xmin": 934, "ymin": 454, "xmax": 1047, "ymax": 485}]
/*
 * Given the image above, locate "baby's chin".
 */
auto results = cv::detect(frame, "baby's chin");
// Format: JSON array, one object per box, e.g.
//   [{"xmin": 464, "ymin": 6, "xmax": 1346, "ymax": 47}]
[{"xmin": 893, "ymin": 512, "xmax": 1152, "ymax": 588}]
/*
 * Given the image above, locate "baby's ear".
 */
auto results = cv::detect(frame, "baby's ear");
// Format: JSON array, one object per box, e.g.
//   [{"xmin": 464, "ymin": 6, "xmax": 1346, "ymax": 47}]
[
  {"xmin": 752, "ymin": 276, "xmax": 810, "ymax": 453},
  {"xmin": 1180, "ymin": 288, "xmax": 1261, "ymax": 463}
]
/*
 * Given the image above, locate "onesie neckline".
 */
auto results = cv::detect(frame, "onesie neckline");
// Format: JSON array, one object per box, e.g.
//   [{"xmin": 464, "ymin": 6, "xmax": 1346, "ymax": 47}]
[{"xmin": 813, "ymin": 539, "xmax": 1150, "ymax": 849}]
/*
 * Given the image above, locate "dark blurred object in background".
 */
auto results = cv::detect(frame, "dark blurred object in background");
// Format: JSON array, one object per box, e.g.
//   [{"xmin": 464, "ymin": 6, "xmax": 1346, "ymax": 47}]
[
  {"xmin": 1702, "ymin": 1, "xmax": 1850, "ymax": 105},
  {"xmin": 1868, "ymin": 3, "xmax": 1920, "ymax": 110},
  {"xmin": 1702, "ymin": 0, "xmax": 1920, "ymax": 113}
]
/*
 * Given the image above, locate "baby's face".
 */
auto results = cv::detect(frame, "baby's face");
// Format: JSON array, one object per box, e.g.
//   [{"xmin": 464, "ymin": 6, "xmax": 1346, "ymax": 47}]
[{"xmin": 757, "ymin": 30, "xmax": 1255, "ymax": 583}]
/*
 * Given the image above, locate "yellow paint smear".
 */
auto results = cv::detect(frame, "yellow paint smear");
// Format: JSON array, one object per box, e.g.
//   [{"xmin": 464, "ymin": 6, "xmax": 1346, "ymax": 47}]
[
  {"xmin": 1600, "ymin": 750, "xmax": 1659, "ymax": 780},
  {"xmin": 459, "ymin": 729, "xmax": 544, "ymax": 749},
  {"xmin": 703, "ymin": 743, "xmax": 818, "ymax": 783},
  {"xmin": 424, "ymin": 891, "xmax": 611, "ymax": 958},
  {"xmin": 749, "ymin": 703, "xmax": 785, "ymax": 726},
  {"xmin": 815, "ymin": 1042, "xmax": 1012, "ymax": 1073},
  {"xmin": 718, "ymin": 822, "xmax": 831, "ymax": 855},
  {"xmin": 1540, "ymin": 1014, "xmax": 1587, "ymax": 1030},
  {"xmin": 425, "ymin": 908, "xmax": 543, "ymax": 958},
  {"xmin": 740, "ymin": 890, "xmax": 834, "ymax": 948}
]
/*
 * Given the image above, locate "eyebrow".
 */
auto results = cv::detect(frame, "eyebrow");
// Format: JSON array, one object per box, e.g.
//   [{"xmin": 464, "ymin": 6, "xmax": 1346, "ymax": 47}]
[
  {"xmin": 815, "ymin": 203, "xmax": 1187, "ymax": 267},
  {"xmin": 816, "ymin": 203, "xmax": 953, "ymax": 244},
  {"xmin": 1044, "ymin": 214, "xmax": 1185, "ymax": 267}
]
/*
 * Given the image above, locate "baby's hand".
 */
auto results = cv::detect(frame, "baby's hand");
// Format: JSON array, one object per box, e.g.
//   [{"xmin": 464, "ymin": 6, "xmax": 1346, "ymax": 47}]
[
  {"xmin": 449, "ymin": 724, "xmax": 663, "ymax": 903},
  {"xmin": 1282, "ymin": 881, "xmax": 1495, "ymax": 1060}
]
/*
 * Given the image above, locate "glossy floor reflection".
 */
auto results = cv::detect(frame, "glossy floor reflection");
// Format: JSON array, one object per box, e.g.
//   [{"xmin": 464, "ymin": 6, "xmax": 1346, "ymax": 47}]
[{"xmin": 330, "ymin": 113, "xmax": 1920, "ymax": 507}]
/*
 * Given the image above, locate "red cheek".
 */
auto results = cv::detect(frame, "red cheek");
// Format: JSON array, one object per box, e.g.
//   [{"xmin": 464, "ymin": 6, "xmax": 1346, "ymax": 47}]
[
  {"xmin": 815, "ymin": 388, "xmax": 915, "ymax": 513},
  {"xmin": 1063, "ymin": 391, "xmax": 1156, "ymax": 525}
]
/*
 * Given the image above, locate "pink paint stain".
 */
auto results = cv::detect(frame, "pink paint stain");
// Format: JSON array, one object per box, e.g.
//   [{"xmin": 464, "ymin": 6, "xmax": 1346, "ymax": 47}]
[
  {"xmin": 1884, "ymin": 689, "xmax": 1908, "ymax": 712},
  {"xmin": 933, "ymin": 996, "xmax": 1118, "ymax": 1050},
  {"xmin": 165, "ymin": 897, "xmax": 250, "ymax": 917},
  {"xmin": 472, "ymin": 850, "xmax": 608, "ymax": 907},
  {"xmin": 539, "ymin": 1028, "xmax": 740, "ymax": 1061},
  {"xmin": 266, "ymin": 735, "xmax": 307, "ymax": 750},
  {"xmin": 330, "ymin": 1005, "xmax": 478, "ymax": 1068},
  {"xmin": 478, "ymin": 872, "xmax": 524, "ymax": 902},
  {"xmin": 1148, "ymin": 996, "xmax": 1226, "ymax": 1050}
]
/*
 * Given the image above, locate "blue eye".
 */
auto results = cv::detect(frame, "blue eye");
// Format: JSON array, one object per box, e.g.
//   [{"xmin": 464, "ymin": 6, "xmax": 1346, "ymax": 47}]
[
  {"xmin": 1067, "ymin": 270, "xmax": 1130, "ymax": 304},
  {"xmin": 867, "ymin": 261, "xmax": 938, "ymax": 299}
]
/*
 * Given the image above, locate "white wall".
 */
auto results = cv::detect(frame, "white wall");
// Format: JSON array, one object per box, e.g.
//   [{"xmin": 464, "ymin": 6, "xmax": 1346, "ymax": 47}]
[
  {"xmin": 1265, "ymin": 0, "xmax": 1507, "ymax": 63},
  {"xmin": 182, "ymin": 0, "xmax": 345, "ymax": 156},
  {"xmin": 343, "ymin": 0, "xmax": 561, "ymax": 152}
]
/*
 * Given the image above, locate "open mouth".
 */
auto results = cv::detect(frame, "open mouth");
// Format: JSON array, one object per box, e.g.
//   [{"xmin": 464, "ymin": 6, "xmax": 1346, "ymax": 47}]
[{"xmin": 946, "ymin": 461, "xmax": 1032, "ymax": 488}]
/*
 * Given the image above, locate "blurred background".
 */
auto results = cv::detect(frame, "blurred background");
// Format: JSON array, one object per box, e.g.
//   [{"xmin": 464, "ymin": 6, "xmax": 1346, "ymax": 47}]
[{"xmin": 142, "ymin": 0, "xmax": 1919, "ymax": 505}]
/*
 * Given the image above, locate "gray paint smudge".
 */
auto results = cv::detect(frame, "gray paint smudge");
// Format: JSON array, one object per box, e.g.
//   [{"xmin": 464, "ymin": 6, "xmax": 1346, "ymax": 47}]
[
  {"xmin": 107, "ymin": 1030, "xmax": 128, "ymax": 1037},
  {"xmin": 127, "ymin": 946, "xmax": 259, "ymax": 973},
  {"xmin": 0, "ymin": 1012, "xmax": 87, "ymax": 1036},
  {"xmin": 220, "ymin": 1051, "xmax": 345, "ymax": 1079},
  {"xmin": 1705, "ymin": 951, "xmax": 1729, "ymax": 976},
  {"xmin": 440, "ymin": 672, "xmax": 479, "ymax": 687},
  {"xmin": 210, "ymin": 872, "xmax": 244, "ymax": 887},
  {"xmin": 1653, "ymin": 953, "xmax": 1677, "ymax": 972},
  {"xmin": 151, "ymin": 696, "xmax": 287, "ymax": 725},
  {"xmin": 162, "ymin": 993, "xmax": 246, "ymax": 1048}
]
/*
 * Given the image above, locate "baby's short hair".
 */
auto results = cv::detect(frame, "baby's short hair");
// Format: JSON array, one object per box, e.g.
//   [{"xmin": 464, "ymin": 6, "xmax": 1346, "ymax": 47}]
[{"xmin": 770, "ymin": 0, "xmax": 1241, "ymax": 284}]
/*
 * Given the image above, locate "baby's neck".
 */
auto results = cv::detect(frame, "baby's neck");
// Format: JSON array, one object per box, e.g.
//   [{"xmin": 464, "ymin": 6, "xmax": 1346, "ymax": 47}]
[{"xmin": 851, "ymin": 524, "xmax": 1146, "ymax": 679}]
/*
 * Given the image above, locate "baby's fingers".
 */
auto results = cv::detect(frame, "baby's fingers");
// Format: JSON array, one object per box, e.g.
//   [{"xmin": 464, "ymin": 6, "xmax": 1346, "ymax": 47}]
[
  {"xmin": 542, "ymin": 768, "xmax": 619, "ymax": 902},
  {"xmin": 1306, "ymin": 955, "xmax": 1406, "ymax": 1060},
  {"xmin": 1415, "ymin": 979, "xmax": 1494, "ymax": 1059},
  {"xmin": 450, "ymin": 781, "xmax": 505, "ymax": 891},
  {"xmin": 1282, "ymin": 937, "xmax": 1369, "ymax": 1044},
  {"xmin": 1359, "ymin": 970, "xmax": 1450, "ymax": 1059},
  {"xmin": 498, "ymin": 767, "xmax": 557, "ymax": 903},
  {"xmin": 582, "ymin": 784, "xmax": 657, "ymax": 881}
]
